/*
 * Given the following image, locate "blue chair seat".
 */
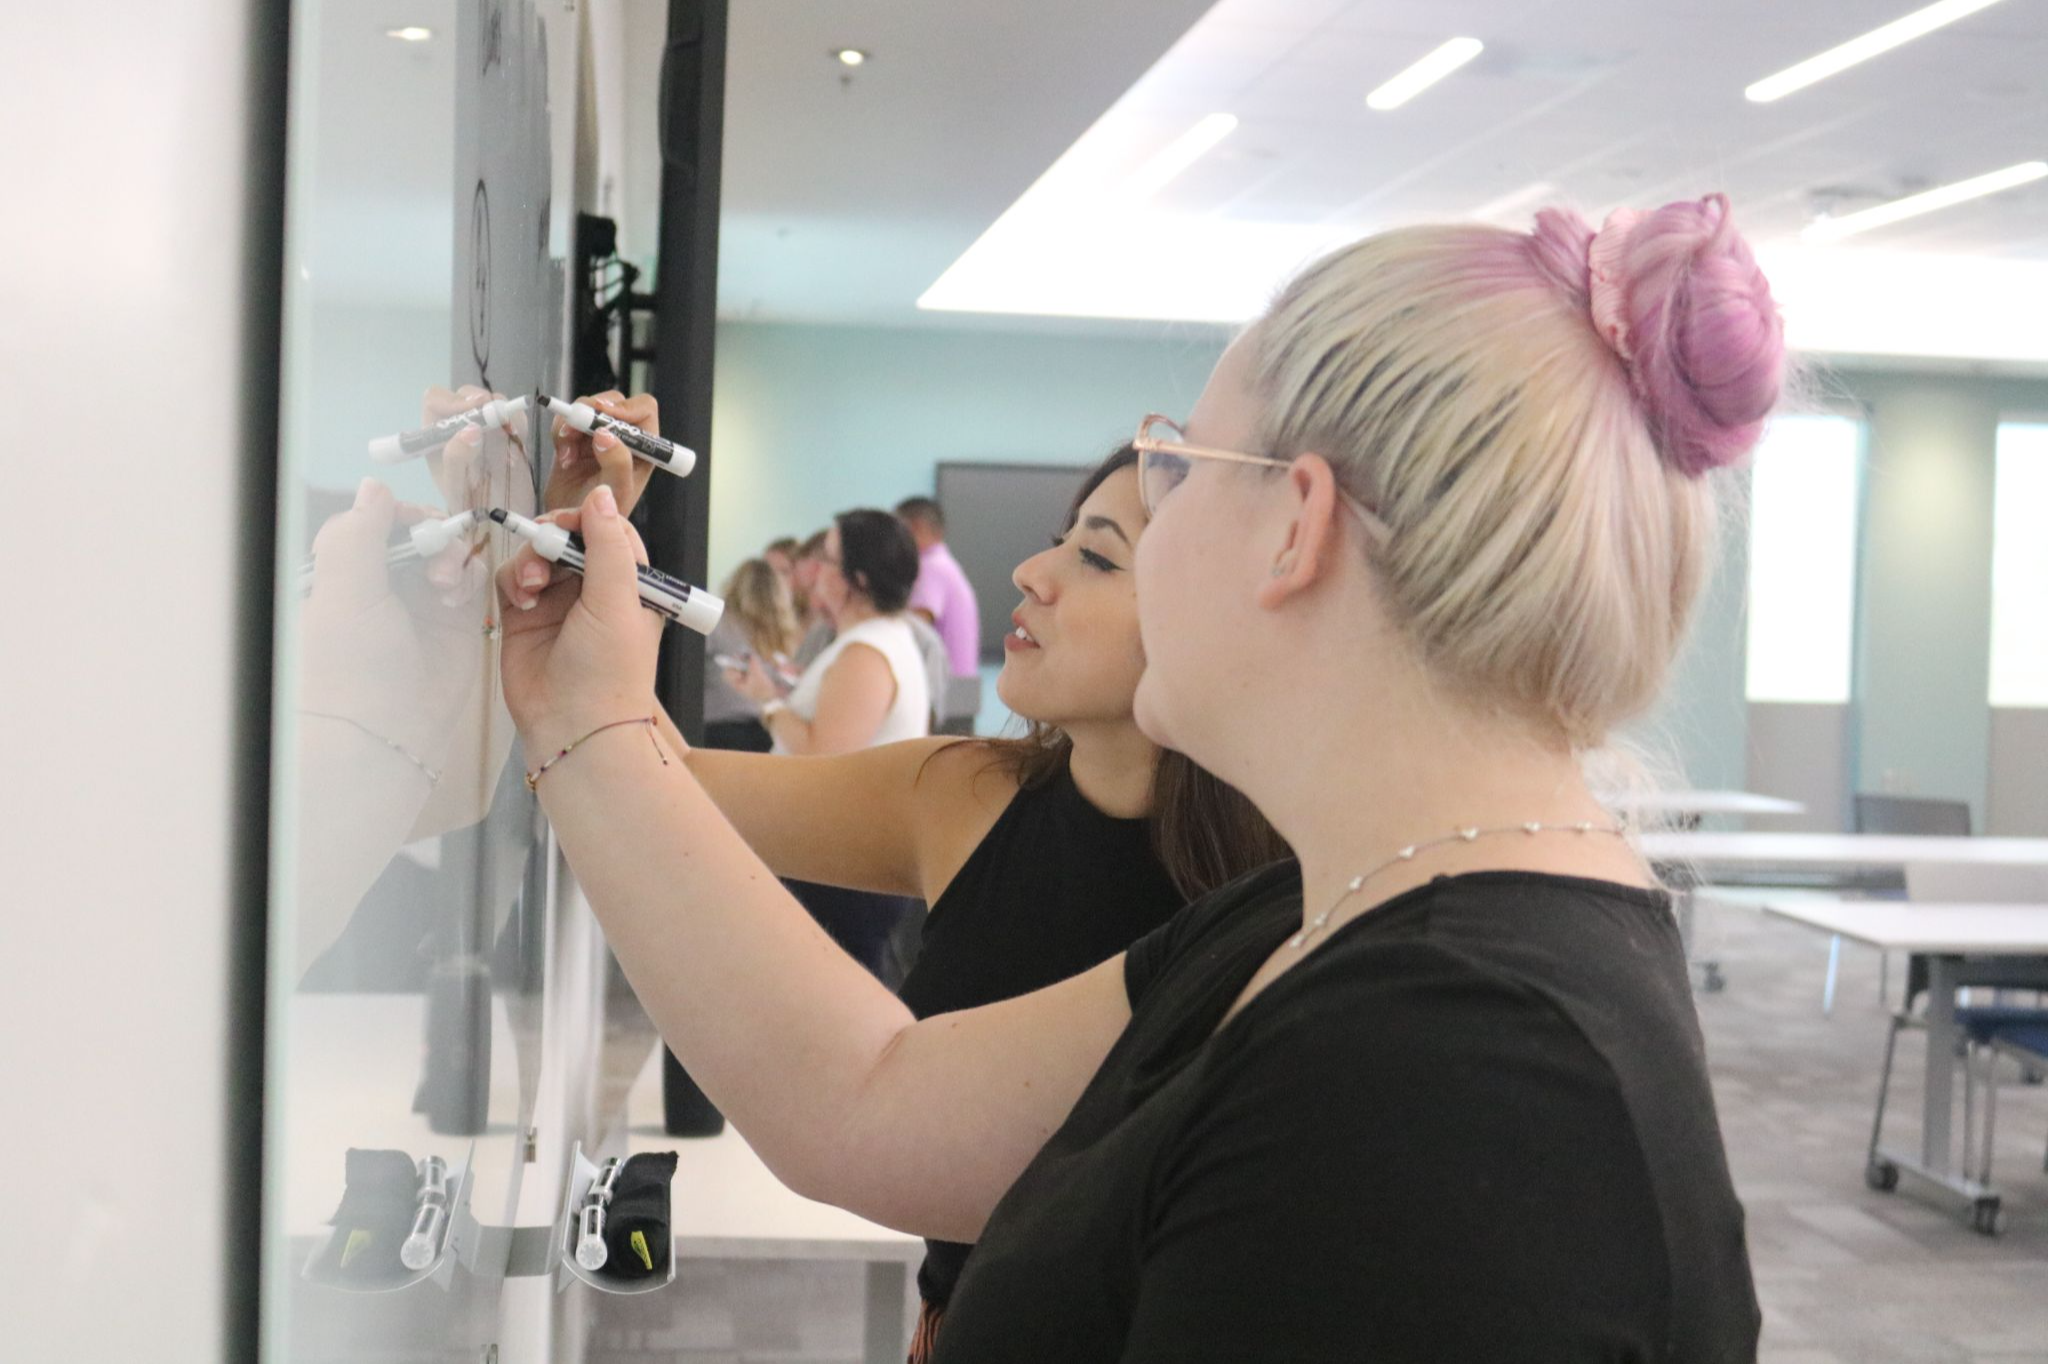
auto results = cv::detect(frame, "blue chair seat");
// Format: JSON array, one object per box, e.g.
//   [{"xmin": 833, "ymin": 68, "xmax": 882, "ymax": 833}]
[
  {"xmin": 1957, "ymin": 1006, "xmax": 2048, "ymax": 1047},
  {"xmin": 1980, "ymin": 1022, "xmax": 2048, "ymax": 1061}
]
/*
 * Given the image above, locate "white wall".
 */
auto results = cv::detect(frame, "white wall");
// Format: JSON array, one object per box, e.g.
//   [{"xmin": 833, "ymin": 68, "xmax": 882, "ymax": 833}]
[
  {"xmin": 1, "ymin": 2, "xmax": 272, "ymax": 1358},
  {"xmin": 1841, "ymin": 369, "xmax": 2048, "ymax": 832}
]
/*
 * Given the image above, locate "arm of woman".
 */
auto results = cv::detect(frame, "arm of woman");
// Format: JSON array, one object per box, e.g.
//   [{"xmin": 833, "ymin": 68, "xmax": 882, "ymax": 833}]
[
  {"xmin": 502, "ymin": 493, "xmax": 1126, "ymax": 1240},
  {"xmin": 650, "ymin": 709, "xmax": 1003, "ymax": 897},
  {"xmin": 763, "ymin": 644, "xmax": 897, "ymax": 757},
  {"xmin": 548, "ymin": 713, "xmax": 1132, "ymax": 1241}
]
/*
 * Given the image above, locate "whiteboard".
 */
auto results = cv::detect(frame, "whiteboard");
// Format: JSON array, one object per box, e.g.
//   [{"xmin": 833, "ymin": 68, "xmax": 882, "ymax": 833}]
[{"xmin": 266, "ymin": 1, "xmax": 559, "ymax": 1356}]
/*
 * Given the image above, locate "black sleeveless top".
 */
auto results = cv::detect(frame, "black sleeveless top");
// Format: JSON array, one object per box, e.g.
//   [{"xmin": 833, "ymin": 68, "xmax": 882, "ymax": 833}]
[
  {"xmin": 896, "ymin": 753, "xmax": 1184, "ymax": 1308},
  {"xmin": 934, "ymin": 864, "xmax": 1760, "ymax": 1361}
]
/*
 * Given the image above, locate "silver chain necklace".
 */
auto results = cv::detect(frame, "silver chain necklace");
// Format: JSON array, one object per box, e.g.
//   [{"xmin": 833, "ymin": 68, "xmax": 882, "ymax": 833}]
[{"xmin": 1287, "ymin": 820, "xmax": 1628, "ymax": 951}]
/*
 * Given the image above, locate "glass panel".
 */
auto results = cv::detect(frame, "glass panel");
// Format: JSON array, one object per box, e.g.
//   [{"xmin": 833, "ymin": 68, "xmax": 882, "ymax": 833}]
[
  {"xmin": 1991, "ymin": 422, "xmax": 2048, "ymax": 707},
  {"xmin": 1745, "ymin": 414, "xmax": 1865, "ymax": 704},
  {"xmin": 264, "ymin": 1, "xmax": 561, "ymax": 1357}
]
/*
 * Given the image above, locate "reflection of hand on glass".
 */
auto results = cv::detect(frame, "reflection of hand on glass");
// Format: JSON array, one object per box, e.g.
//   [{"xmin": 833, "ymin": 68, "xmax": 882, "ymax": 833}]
[
  {"xmin": 544, "ymin": 391, "xmax": 661, "ymax": 517},
  {"xmin": 419, "ymin": 384, "xmax": 528, "ymax": 517},
  {"xmin": 294, "ymin": 476, "xmax": 495, "ymax": 975}
]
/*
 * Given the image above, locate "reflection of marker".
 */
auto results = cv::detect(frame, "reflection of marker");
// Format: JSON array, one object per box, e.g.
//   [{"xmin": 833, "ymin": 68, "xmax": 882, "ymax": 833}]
[
  {"xmin": 576, "ymin": 1158, "xmax": 621, "ymax": 1271},
  {"xmin": 488, "ymin": 508, "xmax": 723, "ymax": 635},
  {"xmin": 399, "ymin": 1156, "xmax": 450, "ymax": 1271},
  {"xmin": 298, "ymin": 510, "xmax": 478, "ymax": 594},
  {"xmin": 369, "ymin": 395, "xmax": 529, "ymax": 464},
  {"xmin": 542, "ymin": 395, "xmax": 696, "ymax": 477},
  {"xmin": 576, "ymin": 1204, "xmax": 608, "ymax": 1271}
]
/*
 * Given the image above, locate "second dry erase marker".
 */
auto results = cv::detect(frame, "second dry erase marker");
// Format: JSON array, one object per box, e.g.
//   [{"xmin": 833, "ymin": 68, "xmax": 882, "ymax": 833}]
[
  {"xmin": 488, "ymin": 508, "xmax": 724, "ymax": 635},
  {"xmin": 542, "ymin": 395, "xmax": 697, "ymax": 477},
  {"xmin": 368, "ymin": 395, "xmax": 529, "ymax": 464}
]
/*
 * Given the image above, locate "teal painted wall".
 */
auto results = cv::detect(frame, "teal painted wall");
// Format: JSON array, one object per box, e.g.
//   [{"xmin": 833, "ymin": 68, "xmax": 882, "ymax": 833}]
[{"xmin": 705, "ymin": 321, "xmax": 1229, "ymax": 587}]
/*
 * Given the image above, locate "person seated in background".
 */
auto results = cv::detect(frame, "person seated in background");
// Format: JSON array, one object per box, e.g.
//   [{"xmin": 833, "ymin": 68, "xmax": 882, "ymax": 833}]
[
  {"xmin": 896, "ymin": 496, "xmax": 981, "ymax": 683},
  {"xmin": 700, "ymin": 557, "xmax": 801, "ymax": 754}
]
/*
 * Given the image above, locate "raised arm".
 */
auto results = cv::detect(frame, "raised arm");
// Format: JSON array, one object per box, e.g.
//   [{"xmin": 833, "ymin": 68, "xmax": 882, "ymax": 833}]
[
  {"xmin": 499, "ymin": 491, "xmax": 1129, "ymax": 1239},
  {"xmin": 649, "ymin": 714, "xmax": 1010, "ymax": 898}
]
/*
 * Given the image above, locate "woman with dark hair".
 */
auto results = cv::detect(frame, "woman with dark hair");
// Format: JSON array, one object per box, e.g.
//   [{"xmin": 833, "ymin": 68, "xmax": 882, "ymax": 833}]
[
  {"xmin": 714, "ymin": 508, "xmax": 933, "ymax": 981},
  {"xmin": 731, "ymin": 507, "xmax": 929, "ymax": 757},
  {"xmin": 673, "ymin": 446, "xmax": 1285, "ymax": 1344}
]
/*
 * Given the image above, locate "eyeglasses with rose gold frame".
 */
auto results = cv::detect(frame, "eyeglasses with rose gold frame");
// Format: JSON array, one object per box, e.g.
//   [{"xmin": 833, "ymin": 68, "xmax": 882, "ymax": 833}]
[{"xmin": 1132, "ymin": 413, "xmax": 1390, "ymax": 543}]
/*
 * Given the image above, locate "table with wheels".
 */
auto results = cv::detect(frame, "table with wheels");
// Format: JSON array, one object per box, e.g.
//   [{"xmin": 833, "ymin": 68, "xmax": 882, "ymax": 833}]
[
  {"xmin": 1641, "ymin": 832, "xmax": 2048, "ymax": 995},
  {"xmin": 1736, "ymin": 893, "xmax": 2048, "ymax": 1235}
]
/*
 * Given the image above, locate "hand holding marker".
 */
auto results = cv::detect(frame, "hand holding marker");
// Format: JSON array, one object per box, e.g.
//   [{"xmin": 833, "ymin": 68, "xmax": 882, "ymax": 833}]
[
  {"xmin": 542, "ymin": 394, "xmax": 697, "ymax": 477},
  {"xmin": 489, "ymin": 508, "xmax": 724, "ymax": 635}
]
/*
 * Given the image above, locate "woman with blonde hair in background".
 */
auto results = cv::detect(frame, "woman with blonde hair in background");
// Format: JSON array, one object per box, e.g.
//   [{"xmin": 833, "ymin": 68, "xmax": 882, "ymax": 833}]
[
  {"xmin": 501, "ymin": 194, "xmax": 1782, "ymax": 1359},
  {"xmin": 700, "ymin": 557, "xmax": 801, "ymax": 754}
]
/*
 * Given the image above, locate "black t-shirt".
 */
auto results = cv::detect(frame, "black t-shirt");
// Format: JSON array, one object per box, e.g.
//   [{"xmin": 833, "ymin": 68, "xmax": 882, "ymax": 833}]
[
  {"xmin": 897, "ymin": 755, "xmax": 1186, "ymax": 1308},
  {"xmin": 934, "ymin": 863, "xmax": 1760, "ymax": 1362}
]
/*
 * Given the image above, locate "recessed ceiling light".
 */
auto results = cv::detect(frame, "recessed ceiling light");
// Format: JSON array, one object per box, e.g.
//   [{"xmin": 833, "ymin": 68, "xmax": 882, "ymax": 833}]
[
  {"xmin": 1126, "ymin": 113, "xmax": 1239, "ymax": 200},
  {"xmin": 834, "ymin": 48, "xmax": 868, "ymax": 68},
  {"xmin": 1803, "ymin": 160, "xmax": 2048, "ymax": 243},
  {"xmin": 1745, "ymin": 0, "xmax": 2010, "ymax": 103},
  {"xmin": 385, "ymin": 26, "xmax": 433, "ymax": 42},
  {"xmin": 1366, "ymin": 37, "xmax": 1484, "ymax": 111}
]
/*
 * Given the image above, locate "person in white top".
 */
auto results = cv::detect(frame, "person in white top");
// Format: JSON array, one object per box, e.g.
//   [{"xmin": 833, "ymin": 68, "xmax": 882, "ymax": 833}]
[
  {"xmin": 725, "ymin": 508, "xmax": 931, "ymax": 982},
  {"xmin": 730, "ymin": 509, "xmax": 930, "ymax": 756}
]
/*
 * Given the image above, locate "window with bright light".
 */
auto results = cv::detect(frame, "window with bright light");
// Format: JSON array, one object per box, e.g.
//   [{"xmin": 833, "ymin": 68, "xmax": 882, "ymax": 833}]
[
  {"xmin": 1990, "ymin": 421, "xmax": 2048, "ymax": 707},
  {"xmin": 1745, "ymin": 414, "xmax": 1865, "ymax": 703}
]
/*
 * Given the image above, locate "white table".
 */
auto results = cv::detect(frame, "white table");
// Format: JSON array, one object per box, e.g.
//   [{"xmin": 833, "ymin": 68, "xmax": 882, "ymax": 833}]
[
  {"xmin": 1748, "ymin": 894, "xmax": 2048, "ymax": 1231},
  {"xmin": 1606, "ymin": 790, "xmax": 1806, "ymax": 821},
  {"xmin": 619, "ymin": 1049, "xmax": 924, "ymax": 1362},
  {"xmin": 1641, "ymin": 831, "xmax": 2048, "ymax": 871},
  {"xmin": 1642, "ymin": 833, "xmax": 2048, "ymax": 994}
]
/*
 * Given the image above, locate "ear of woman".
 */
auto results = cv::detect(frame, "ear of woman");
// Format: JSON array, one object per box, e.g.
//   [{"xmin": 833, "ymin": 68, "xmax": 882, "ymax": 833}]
[{"xmin": 1254, "ymin": 455, "xmax": 1346, "ymax": 610}]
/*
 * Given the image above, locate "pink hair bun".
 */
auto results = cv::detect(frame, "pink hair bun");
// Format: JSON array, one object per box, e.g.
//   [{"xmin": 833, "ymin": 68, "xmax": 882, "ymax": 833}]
[{"xmin": 1531, "ymin": 194, "xmax": 1786, "ymax": 477}]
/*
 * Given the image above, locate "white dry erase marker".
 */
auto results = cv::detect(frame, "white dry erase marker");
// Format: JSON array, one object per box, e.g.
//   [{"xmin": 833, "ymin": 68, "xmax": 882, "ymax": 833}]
[
  {"xmin": 542, "ymin": 394, "xmax": 697, "ymax": 477},
  {"xmin": 576, "ymin": 1158, "xmax": 622, "ymax": 1271},
  {"xmin": 400, "ymin": 1156, "xmax": 451, "ymax": 1271},
  {"xmin": 368, "ymin": 395, "xmax": 529, "ymax": 464},
  {"xmin": 297, "ymin": 509, "xmax": 478, "ymax": 595},
  {"xmin": 488, "ymin": 508, "xmax": 724, "ymax": 635}
]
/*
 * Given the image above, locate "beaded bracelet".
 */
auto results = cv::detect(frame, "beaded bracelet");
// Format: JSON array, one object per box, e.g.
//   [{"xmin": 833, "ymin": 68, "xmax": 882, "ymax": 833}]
[
  {"xmin": 525, "ymin": 715, "xmax": 669, "ymax": 792},
  {"xmin": 301, "ymin": 710, "xmax": 442, "ymax": 784}
]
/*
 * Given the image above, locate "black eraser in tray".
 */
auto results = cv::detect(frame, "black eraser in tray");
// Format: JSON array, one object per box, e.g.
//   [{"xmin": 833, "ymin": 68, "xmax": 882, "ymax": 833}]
[{"xmin": 602, "ymin": 1151, "xmax": 678, "ymax": 1277}]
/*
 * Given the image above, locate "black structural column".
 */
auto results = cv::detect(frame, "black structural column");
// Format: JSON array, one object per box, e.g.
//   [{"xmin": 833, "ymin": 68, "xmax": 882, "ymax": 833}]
[
  {"xmin": 642, "ymin": 0, "xmax": 727, "ymax": 742},
  {"xmin": 648, "ymin": 0, "xmax": 733, "ymax": 1139}
]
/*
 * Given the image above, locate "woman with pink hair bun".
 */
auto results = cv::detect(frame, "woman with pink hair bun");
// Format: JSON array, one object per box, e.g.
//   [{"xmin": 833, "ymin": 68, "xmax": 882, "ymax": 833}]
[
  {"xmin": 496, "ymin": 195, "xmax": 1785, "ymax": 1360},
  {"xmin": 1548, "ymin": 193, "xmax": 1785, "ymax": 477}
]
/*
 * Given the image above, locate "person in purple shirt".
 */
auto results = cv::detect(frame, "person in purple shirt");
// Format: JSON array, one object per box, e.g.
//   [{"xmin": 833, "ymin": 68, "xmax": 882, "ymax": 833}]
[{"xmin": 896, "ymin": 497, "xmax": 982, "ymax": 679}]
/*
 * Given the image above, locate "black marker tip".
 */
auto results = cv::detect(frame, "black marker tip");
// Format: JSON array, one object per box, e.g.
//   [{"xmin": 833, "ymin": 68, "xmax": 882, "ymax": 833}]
[{"xmin": 485, "ymin": 507, "xmax": 510, "ymax": 525}]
